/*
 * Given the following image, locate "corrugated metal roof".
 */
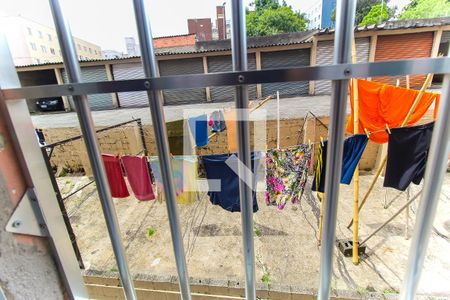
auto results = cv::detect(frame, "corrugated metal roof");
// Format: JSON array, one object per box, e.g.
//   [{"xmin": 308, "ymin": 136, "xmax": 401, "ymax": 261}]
[
  {"xmin": 16, "ymin": 31, "xmax": 316, "ymax": 68},
  {"xmin": 319, "ymin": 16, "xmax": 450, "ymax": 34}
]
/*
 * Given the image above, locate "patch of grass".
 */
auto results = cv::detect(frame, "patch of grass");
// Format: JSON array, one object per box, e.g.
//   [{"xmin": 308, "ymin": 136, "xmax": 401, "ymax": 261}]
[
  {"xmin": 109, "ymin": 267, "xmax": 118, "ymax": 272},
  {"xmin": 147, "ymin": 227, "xmax": 156, "ymax": 238},
  {"xmin": 254, "ymin": 227, "xmax": 262, "ymax": 237},
  {"xmin": 356, "ymin": 287, "xmax": 367, "ymax": 295},
  {"xmin": 383, "ymin": 288, "xmax": 399, "ymax": 294},
  {"xmin": 59, "ymin": 168, "xmax": 68, "ymax": 177},
  {"xmin": 261, "ymin": 270, "xmax": 270, "ymax": 284}
]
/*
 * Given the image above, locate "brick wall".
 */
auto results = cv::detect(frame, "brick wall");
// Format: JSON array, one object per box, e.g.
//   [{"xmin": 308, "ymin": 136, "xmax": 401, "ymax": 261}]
[
  {"xmin": 43, "ymin": 116, "xmax": 380, "ymax": 176},
  {"xmin": 153, "ymin": 34, "xmax": 196, "ymax": 48},
  {"xmin": 374, "ymin": 32, "xmax": 433, "ymax": 89}
]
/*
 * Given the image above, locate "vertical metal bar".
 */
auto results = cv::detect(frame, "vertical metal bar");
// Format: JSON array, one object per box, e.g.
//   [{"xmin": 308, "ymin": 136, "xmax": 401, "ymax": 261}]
[
  {"xmin": 0, "ymin": 32, "xmax": 88, "ymax": 300},
  {"xmin": 132, "ymin": 1, "xmax": 191, "ymax": 299},
  {"xmin": 48, "ymin": 0, "xmax": 137, "ymax": 299},
  {"xmin": 400, "ymin": 73, "xmax": 450, "ymax": 299},
  {"xmin": 137, "ymin": 119, "xmax": 148, "ymax": 156},
  {"xmin": 230, "ymin": 0, "xmax": 256, "ymax": 298},
  {"xmin": 40, "ymin": 147, "xmax": 85, "ymax": 269},
  {"xmin": 318, "ymin": 1, "xmax": 356, "ymax": 299}
]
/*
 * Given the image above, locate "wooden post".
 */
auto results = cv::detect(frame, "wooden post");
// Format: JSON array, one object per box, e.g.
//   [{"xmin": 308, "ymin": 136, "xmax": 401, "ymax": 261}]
[
  {"xmin": 309, "ymin": 37, "xmax": 318, "ymax": 95},
  {"xmin": 351, "ymin": 40, "xmax": 360, "ymax": 265},
  {"xmin": 104, "ymin": 64, "xmax": 119, "ymax": 108},
  {"xmin": 255, "ymin": 51, "xmax": 262, "ymax": 98},
  {"xmin": 347, "ymin": 73, "xmax": 435, "ymax": 229},
  {"xmin": 318, "ymin": 192, "xmax": 325, "ymax": 245},
  {"xmin": 203, "ymin": 56, "xmax": 212, "ymax": 102},
  {"xmin": 54, "ymin": 68, "xmax": 71, "ymax": 111}
]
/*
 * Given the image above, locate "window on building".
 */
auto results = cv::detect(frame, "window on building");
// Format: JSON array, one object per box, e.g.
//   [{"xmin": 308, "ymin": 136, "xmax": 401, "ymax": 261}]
[
  {"xmin": 30, "ymin": 42, "xmax": 37, "ymax": 51},
  {"xmin": 27, "ymin": 27, "xmax": 32, "ymax": 35},
  {"xmin": 77, "ymin": 44, "xmax": 81, "ymax": 50},
  {"xmin": 94, "ymin": 50, "xmax": 97, "ymax": 55},
  {"xmin": 89, "ymin": 47, "xmax": 92, "ymax": 54},
  {"xmin": 48, "ymin": 34, "xmax": 52, "ymax": 41},
  {"xmin": 50, "ymin": 48, "xmax": 55, "ymax": 55},
  {"xmin": 35, "ymin": 58, "xmax": 40, "ymax": 64},
  {"xmin": 38, "ymin": 30, "xmax": 43, "ymax": 38},
  {"xmin": 83, "ymin": 46, "xmax": 87, "ymax": 51},
  {"xmin": 79, "ymin": 55, "xmax": 83, "ymax": 60},
  {"xmin": 41, "ymin": 45, "xmax": 47, "ymax": 53}
]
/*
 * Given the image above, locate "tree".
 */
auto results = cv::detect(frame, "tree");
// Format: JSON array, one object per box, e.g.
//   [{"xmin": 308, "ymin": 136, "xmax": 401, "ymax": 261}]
[
  {"xmin": 246, "ymin": 0, "xmax": 308, "ymax": 37},
  {"xmin": 400, "ymin": 0, "xmax": 450, "ymax": 20},
  {"xmin": 356, "ymin": 0, "xmax": 384, "ymax": 24},
  {"xmin": 359, "ymin": 4, "xmax": 390, "ymax": 25}
]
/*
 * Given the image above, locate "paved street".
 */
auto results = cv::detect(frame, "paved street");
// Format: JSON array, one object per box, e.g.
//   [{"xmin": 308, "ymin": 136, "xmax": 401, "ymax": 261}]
[{"xmin": 31, "ymin": 95, "xmax": 337, "ymax": 128}]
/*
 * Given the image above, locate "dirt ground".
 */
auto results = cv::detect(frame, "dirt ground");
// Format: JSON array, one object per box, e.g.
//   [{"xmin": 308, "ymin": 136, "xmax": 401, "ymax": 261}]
[{"xmin": 59, "ymin": 170, "xmax": 450, "ymax": 297}]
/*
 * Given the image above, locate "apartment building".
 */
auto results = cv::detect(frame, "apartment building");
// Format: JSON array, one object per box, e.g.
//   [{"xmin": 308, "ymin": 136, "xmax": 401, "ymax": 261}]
[
  {"xmin": 305, "ymin": 0, "xmax": 337, "ymax": 29},
  {"xmin": 1, "ymin": 15, "xmax": 102, "ymax": 66}
]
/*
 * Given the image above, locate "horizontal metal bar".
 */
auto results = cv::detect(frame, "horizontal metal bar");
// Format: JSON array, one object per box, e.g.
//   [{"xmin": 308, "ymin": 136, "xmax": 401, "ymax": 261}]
[
  {"xmin": 2, "ymin": 57, "xmax": 450, "ymax": 101},
  {"xmin": 42, "ymin": 118, "xmax": 140, "ymax": 149}
]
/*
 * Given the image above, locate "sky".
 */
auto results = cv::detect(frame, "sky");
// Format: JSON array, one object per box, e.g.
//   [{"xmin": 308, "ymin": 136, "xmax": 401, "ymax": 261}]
[{"xmin": 1, "ymin": 0, "xmax": 410, "ymax": 53}]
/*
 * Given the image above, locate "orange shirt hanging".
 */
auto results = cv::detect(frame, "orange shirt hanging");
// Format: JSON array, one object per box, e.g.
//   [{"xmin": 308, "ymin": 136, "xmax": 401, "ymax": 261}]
[{"xmin": 346, "ymin": 80, "xmax": 440, "ymax": 143}]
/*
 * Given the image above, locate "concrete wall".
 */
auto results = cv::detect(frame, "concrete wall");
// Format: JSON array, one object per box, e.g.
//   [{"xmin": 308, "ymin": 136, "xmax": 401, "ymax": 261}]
[
  {"xmin": 0, "ymin": 111, "xmax": 64, "ymax": 298},
  {"xmin": 83, "ymin": 273, "xmax": 393, "ymax": 300},
  {"xmin": 43, "ymin": 116, "xmax": 381, "ymax": 176}
]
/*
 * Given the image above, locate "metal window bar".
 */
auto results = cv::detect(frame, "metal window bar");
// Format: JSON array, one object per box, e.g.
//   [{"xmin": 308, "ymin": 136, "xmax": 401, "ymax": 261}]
[
  {"xmin": 48, "ymin": 0, "xmax": 137, "ymax": 299},
  {"xmin": 318, "ymin": 1, "xmax": 356, "ymax": 299},
  {"xmin": 0, "ymin": 0, "xmax": 449, "ymax": 298},
  {"xmin": 230, "ymin": 0, "xmax": 256, "ymax": 298},
  {"xmin": 132, "ymin": 0, "xmax": 191, "ymax": 299}
]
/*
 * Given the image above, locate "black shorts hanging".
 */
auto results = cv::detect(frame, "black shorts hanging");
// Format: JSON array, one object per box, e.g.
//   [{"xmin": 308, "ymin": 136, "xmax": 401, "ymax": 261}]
[{"xmin": 383, "ymin": 122, "xmax": 434, "ymax": 191}]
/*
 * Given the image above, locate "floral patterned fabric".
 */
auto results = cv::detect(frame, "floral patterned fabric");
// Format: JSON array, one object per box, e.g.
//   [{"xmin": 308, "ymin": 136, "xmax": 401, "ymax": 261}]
[{"xmin": 265, "ymin": 144, "xmax": 312, "ymax": 209}]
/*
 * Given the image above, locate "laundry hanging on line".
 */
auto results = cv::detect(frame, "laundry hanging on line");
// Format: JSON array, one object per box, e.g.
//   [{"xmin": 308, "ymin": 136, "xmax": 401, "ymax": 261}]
[
  {"xmin": 346, "ymin": 80, "xmax": 440, "ymax": 143},
  {"xmin": 121, "ymin": 155, "xmax": 155, "ymax": 201},
  {"xmin": 210, "ymin": 110, "xmax": 227, "ymax": 133},
  {"xmin": 149, "ymin": 155, "xmax": 199, "ymax": 204},
  {"xmin": 188, "ymin": 114, "xmax": 209, "ymax": 147},
  {"xmin": 102, "ymin": 154, "xmax": 130, "ymax": 198},
  {"xmin": 384, "ymin": 122, "xmax": 434, "ymax": 191},
  {"xmin": 265, "ymin": 144, "xmax": 312, "ymax": 210},
  {"xmin": 202, "ymin": 152, "xmax": 260, "ymax": 213},
  {"xmin": 312, "ymin": 134, "xmax": 368, "ymax": 193}
]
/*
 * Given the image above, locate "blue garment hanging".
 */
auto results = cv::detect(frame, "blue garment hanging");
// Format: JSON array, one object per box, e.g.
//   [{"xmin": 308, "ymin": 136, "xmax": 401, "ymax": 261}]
[
  {"xmin": 188, "ymin": 114, "xmax": 208, "ymax": 147},
  {"xmin": 202, "ymin": 152, "xmax": 260, "ymax": 213},
  {"xmin": 312, "ymin": 134, "xmax": 368, "ymax": 193}
]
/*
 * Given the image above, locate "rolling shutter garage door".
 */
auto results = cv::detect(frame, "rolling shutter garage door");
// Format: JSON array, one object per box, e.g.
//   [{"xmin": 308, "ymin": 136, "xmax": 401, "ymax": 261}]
[
  {"xmin": 261, "ymin": 49, "xmax": 310, "ymax": 98},
  {"xmin": 113, "ymin": 63, "xmax": 150, "ymax": 108},
  {"xmin": 374, "ymin": 32, "xmax": 433, "ymax": 89},
  {"xmin": 62, "ymin": 66, "xmax": 113, "ymax": 110},
  {"xmin": 208, "ymin": 54, "xmax": 257, "ymax": 102},
  {"xmin": 159, "ymin": 58, "xmax": 206, "ymax": 105},
  {"xmin": 315, "ymin": 37, "xmax": 370, "ymax": 95}
]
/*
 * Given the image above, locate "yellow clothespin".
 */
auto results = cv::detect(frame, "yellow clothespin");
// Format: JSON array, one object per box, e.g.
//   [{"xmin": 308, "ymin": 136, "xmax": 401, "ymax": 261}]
[
  {"xmin": 320, "ymin": 136, "xmax": 324, "ymax": 147},
  {"xmin": 364, "ymin": 128, "xmax": 370, "ymax": 138},
  {"xmin": 385, "ymin": 123, "xmax": 391, "ymax": 134}
]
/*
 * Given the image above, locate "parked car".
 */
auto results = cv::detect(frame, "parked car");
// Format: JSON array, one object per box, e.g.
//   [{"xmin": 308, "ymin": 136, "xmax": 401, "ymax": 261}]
[{"xmin": 36, "ymin": 98, "xmax": 64, "ymax": 112}]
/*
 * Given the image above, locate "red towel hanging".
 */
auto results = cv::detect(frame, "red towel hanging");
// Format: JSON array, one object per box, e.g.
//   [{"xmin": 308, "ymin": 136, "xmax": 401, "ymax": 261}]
[
  {"xmin": 121, "ymin": 155, "xmax": 155, "ymax": 201},
  {"xmin": 101, "ymin": 154, "xmax": 129, "ymax": 198}
]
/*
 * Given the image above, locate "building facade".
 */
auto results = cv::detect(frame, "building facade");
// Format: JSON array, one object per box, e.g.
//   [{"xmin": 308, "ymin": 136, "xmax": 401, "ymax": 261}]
[
  {"xmin": 2, "ymin": 15, "xmax": 101, "ymax": 66},
  {"xmin": 187, "ymin": 18, "xmax": 213, "ymax": 41},
  {"xmin": 306, "ymin": 0, "xmax": 336, "ymax": 29},
  {"xmin": 102, "ymin": 50, "xmax": 126, "ymax": 59},
  {"xmin": 216, "ymin": 6, "xmax": 227, "ymax": 40},
  {"xmin": 306, "ymin": 1, "xmax": 323, "ymax": 29}
]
